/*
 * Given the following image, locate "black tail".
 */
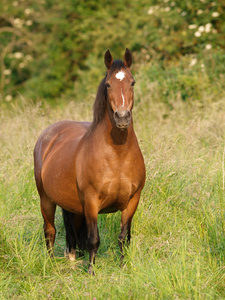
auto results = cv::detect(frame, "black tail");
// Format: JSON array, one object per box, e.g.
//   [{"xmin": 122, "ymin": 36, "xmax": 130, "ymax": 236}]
[{"xmin": 62, "ymin": 209, "xmax": 88, "ymax": 253}]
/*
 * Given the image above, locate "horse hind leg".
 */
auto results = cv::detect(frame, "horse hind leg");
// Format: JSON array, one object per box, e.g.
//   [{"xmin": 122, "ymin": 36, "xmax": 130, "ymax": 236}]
[
  {"xmin": 62, "ymin": 210, "xmax": 85, "ymax": 261},
  {"xmin": 40, "ymin": 195, "xmax": 56, "ymax": 257}
]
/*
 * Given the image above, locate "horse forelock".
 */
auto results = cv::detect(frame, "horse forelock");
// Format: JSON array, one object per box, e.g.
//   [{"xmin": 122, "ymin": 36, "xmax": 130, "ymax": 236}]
[{"xmin": 109, "ymin": 60, "xmax": 125, "ymax": 73}]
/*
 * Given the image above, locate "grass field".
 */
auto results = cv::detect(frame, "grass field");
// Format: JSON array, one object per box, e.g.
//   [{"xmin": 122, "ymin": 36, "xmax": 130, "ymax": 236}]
[{"xmin": 1, "ymin": 77, "xmax": 225, "ymax": 299}]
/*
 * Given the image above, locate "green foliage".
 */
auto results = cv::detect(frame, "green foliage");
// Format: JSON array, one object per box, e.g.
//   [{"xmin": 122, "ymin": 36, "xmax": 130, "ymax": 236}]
[
  {"xmin": 135, "ymin": 49, "xmax": 225, "ymax": 106},
  {"xmin": 0, "ymin": 0, "xmax": 224, "ymax": 101}
]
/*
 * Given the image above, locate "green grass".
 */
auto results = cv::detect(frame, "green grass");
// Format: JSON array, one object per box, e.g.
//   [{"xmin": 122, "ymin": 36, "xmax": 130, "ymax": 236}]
[{"xmin": 1, "ymin": 87, "xmax": 225, "ymax": 299}]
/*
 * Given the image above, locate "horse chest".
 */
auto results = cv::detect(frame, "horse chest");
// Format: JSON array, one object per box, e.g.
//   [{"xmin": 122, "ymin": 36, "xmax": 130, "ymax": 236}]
[
  {"xmin": 97, "ymin": 162, "xmax": 140, "ymax": 212},
  {"xmin": 77, "ymin": 134, "xmax": 145, "ymax": 213}
]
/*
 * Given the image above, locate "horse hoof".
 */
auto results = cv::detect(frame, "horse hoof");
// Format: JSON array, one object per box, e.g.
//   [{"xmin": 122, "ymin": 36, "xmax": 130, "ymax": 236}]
[
  {"xmin": 68, "ymin": 253, "xmax": 76, "ymax": 261},
  {"xmin": 64, "ymin": 248, "xmax": 76, "ymax": 261},
  {"xmin": 88, "ymin": 266, "xmax": 95, "ymax": 276}
]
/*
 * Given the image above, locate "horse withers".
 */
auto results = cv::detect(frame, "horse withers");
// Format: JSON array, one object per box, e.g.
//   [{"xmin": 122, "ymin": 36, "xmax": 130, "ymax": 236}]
[{"xmin": 34, "ymin": 48, "xmax": 146, "ymax": 274}]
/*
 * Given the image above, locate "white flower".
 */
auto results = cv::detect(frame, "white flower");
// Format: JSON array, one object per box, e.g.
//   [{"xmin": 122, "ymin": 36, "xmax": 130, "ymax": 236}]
[
  {"xmin": 19, "ymin": 62, "xmax": 26, "ymax": 68},
  {"xmin": 14, "ymin": 52, "xmax": 23, "ymax": 59},
  {"xmin": 13, "ymin": 18, "xmax": 24, "ymax": 28},
  {"xmin": 189, "ymin": 24, "xmax": 197, "ymax": 30},
  {"xmin": 26, "ymin": 20, "xmax": 33, "ymax": 26},
  {"xmin": 13, "ymin": 1, "xmax": 18, "ymax": 6},
  {"xmin": 212, "ymin": 12, "xmax": 219, "ymax": 17},
  {"xmin": 205, "ymin": 44, "xmax": 212, "ymax": 50},
  {"xmin": 205, "ymin": 23, "xmax": 212, "ymax": 33},
  {"xmin": 25, "ymin": 55, "xmax": 33, "ymax": 61},
  {"xmin": 197, "ymin": 10, "xmax": 203, "ymax": 15},
  {"xmin": 162, "ymin": 7, "xmax": 170, "ymax": 12},
  {"xmin": 198, "ymin": 26, "xmax": 205, "ymax": 33},
  {"xmin": 5, "ymin": 95, "xmax": 12, "ymax": 102},
  {"xmin": 3, "ymin": 69, "xmax": 11, "ymax": 75},
  {"xmin": 147, "ymin": 6, "xmax": 159, "ymax": 15},
  {"xmin": 181, "ymin": 11, "xmax": 187, "ymax": 16},
  {"xmin": 189, "ymin": 58, "xmax": 197, "ymax": 67},
  {"xmin": 194, "ymin": 31, "xmax": 201, "ymax": 37},
  {"xmin": 25, "ymin": 8, "xmax": 33, "ymax": 15}
]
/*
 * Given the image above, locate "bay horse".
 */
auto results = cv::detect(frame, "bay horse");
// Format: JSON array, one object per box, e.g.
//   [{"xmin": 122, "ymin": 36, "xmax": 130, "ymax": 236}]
[{"xmin": 34, "ymin": 48, "xmax": 145, "ymax": 274}]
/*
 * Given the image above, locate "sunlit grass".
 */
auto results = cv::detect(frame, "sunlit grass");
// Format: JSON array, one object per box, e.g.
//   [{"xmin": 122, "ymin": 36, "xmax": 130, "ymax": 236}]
[{"xmin": 0, "ymin": 91, "xmax": 225, "ymax": 299}]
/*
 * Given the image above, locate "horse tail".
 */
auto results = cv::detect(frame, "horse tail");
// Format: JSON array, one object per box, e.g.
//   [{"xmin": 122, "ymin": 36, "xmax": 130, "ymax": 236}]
[{"xmin": 62, "ymin": 209, "xmax": 87, "ymax": 253}]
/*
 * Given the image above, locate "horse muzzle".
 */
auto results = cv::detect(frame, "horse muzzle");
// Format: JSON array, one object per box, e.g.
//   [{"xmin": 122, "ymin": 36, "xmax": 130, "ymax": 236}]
[{"xmin": 113, "ymin": 110, "xmax": 131, "ymax": 129}]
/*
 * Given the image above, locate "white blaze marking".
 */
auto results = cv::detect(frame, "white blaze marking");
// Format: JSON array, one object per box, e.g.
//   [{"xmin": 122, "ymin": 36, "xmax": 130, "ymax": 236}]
[
  {"xmin": 121, "ymin": 88, "xmax": 125, "ymax": 107},
  {"xmin": 115, "ymin": 71, "xmax": 125, "ymax": 81}
]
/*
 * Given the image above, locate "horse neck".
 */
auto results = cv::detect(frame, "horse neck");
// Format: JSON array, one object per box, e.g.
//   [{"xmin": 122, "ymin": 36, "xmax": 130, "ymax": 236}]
[{"xmin": 99, "ymin": 106, "xmax": 135, "ymax": 148}]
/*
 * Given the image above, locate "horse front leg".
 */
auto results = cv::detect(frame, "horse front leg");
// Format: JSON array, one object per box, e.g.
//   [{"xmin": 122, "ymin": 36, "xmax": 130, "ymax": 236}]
[
  {"xmin": 84, "ymin": 202, "xmax": 100, "ymax": 275},
  {"xmin": 119, "ymin": 190, "xmax": 141, "ymax": 262}
]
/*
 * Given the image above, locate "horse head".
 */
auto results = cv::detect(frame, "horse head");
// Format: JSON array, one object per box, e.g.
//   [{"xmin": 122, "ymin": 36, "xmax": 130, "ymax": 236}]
[{"xmin": 104, "ymin": 48, "xmax": 135, "ymax": 129}]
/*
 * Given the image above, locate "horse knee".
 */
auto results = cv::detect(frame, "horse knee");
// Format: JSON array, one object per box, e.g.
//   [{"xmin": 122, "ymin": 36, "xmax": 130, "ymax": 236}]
[
  {"xmin": 87, "ymin": 235, "xmax": 100, "ymax": 251},
  {"xmin": 44, "ymin": 222, "xmax": 56, "ymax": 236},
  {"xmin": 44, "ymin": 223, "xmax": 56, "ymax": 249}
]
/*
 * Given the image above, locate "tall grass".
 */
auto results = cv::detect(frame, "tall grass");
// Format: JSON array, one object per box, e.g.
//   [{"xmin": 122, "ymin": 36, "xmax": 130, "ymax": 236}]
[{"xmin": 1, "ymin": 87, "xmax": 225, "ymax": 298}]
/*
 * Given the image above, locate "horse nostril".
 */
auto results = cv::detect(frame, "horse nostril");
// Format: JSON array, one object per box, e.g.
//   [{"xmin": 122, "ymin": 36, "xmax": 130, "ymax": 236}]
[
  {"xmin": 124, "ymin": 110, "xmax": 131, "ymax": 119},
  {"xmin": 114, "ymin": 111, "xmax": 120, "ymax": 119}
]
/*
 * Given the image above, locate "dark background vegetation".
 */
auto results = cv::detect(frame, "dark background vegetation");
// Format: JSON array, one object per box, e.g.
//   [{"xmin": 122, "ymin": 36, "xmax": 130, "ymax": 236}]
[{"xmin": 0, "ymin": 0, "xmax": 224, "ymax": 103}]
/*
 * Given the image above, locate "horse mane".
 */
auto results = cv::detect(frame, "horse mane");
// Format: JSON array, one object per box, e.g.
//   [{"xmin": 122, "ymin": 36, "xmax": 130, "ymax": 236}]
[{"xmin": 89, "ymin": 60, "xmax": 125, "ymax": 131}]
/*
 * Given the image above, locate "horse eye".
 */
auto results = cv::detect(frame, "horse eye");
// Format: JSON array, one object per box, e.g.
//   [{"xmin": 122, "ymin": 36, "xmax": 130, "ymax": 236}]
[
  {"xmin": 131, "ymin": 81, "xmax": 136, "ymax": 87},
  {"xmin": 105, "ymin": 83, "xmax": 111, "ymax": 88}
]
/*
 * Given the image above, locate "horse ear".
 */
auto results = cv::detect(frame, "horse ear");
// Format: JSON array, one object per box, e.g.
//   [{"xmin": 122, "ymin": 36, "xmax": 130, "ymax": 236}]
[
  {"xmin": 124, "ymin": 48, "xmax": 132, "ymax": 68},
  {"xmin": 104, "ymin": 49, "xmax": 113, "ymax": 69}
]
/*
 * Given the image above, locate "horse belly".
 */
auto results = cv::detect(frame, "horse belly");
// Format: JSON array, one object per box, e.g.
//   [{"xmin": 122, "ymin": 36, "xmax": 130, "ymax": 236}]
[{"xmin": 41, "ymin": 152, "xmax": 83, "ymax": 214}]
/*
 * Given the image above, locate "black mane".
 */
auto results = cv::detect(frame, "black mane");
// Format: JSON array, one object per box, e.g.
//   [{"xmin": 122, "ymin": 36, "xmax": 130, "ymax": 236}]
[{"xmin": 90, "ymin": 60, "xmax": 125, "ymax": 130}]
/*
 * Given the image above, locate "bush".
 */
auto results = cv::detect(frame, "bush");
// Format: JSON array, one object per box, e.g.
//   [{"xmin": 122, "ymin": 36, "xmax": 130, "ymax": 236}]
[{"xmin": 0, "ymin": 0, "xmax": 224, "ymax": 102}]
